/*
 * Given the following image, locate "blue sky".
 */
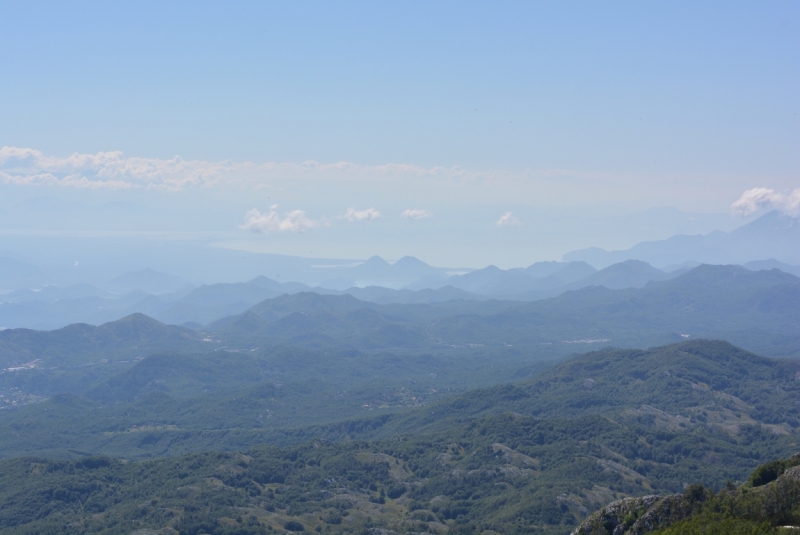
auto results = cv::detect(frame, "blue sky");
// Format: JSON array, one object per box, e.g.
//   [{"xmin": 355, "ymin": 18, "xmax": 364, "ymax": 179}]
[{"xmin": 0, "ymin": 1, "xmax": 798, "ymax": 269}]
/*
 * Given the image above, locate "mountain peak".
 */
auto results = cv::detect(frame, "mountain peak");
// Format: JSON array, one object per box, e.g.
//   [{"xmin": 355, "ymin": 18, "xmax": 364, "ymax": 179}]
[
  {"xmin": 363, "ymin": 255, "xmax": 390, "ymax": 267},
  {"xmin": 247, "ymin": 275, "xmax": 283, "ymax": 290},
  {"xmin": 392, "ymin": 256, "xmax": 430, "ymax": 268},
  {"xmin": 108, "ymin": 312, "xmax": 164, "ymax": 326},
  {"xmin": 731, "ymin": 209, "xmax": 799, "ymax": 237},
  {"xmin": 93, "ymin": 313, "xmax": 199, "ymax": 339}
]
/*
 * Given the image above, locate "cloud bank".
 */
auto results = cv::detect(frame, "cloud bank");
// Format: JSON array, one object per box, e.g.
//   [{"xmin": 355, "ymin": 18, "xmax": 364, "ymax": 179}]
[
  {"xmin": 731, "ymin": 187, "xmax": 800, "ymax": 217},
  {"xmin": 0, "ymin": 146, "xmax": 604, "ymax": 198},
  {"xmin": 341, "ymin": 207, "xmax": 381, "ymax": 222},
  {"xmin": 240, "ymin": 206, "xmax": 320, "ymax": 233},
  {"xmin": 401, "ymin": 209, "xmax": 433, "ymax": 220},
  {"xmin": 4, "ymin": 147, "xmax": 785, "ymax": 216},
  {"xmin": 0, "ymin": 146, "xmax": 238, "ymax": 190},
  {"xmin": 495, "ymin": 212, "xmax": 521, "ymax": 227},
  {"xmin": 0, "ymin": 146, "xmax": 493, "ymax": 191}
]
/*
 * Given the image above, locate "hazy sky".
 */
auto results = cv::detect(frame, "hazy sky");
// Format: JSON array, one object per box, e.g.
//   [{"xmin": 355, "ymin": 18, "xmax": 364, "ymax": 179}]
[{"xmin": 1, "ymin": 1, "xmax": 798, "ymax": 269}]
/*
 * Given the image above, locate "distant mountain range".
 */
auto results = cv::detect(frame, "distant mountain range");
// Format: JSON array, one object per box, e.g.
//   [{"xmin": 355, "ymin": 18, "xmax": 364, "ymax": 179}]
[
  {"xmin": 419, "ymin": 259, "xmax": 684, "ymax": 299},
  {"xmin": 564, "ymin": 209, "xmax": 800, "ymax": 268},
  {"xmin": 1, "ymin": 255, "xmax": 798, "ymax": 330},
  {"xmin": 210, "ymin": 264, "xmax": 800, "ymax": 359},
  {"xmin": 0, "ymin": 209, "xmax": 796, "ymax": 298},
  {"xmin": 2, "ymin": 262, "xmax": 796, "ymax": 405},
  {"xmin": 0, "ymin": 210, "xmax": 798, "ymax": 330}
]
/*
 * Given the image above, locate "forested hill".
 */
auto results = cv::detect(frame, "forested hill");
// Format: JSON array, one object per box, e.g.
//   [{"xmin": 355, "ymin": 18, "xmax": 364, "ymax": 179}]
[
  {"xmin": 214, "ymin": 264, "xmax": 800, "ymax": 358},
  {"xmin": 2, "ymin": 262, "xmax": 795, "ymax": 409},
  {"xmin": 295, "ymin": 339, "xmax": 800, "ymax": 441},
  {"xmin": 0, "ymin": 403, "xmax": 795, "ymax": 534},
  {"xmin": 0, "ymin": 313, "xmax": 206, "ymax": 369},
  {"xmin": 2, "ymin": 339, "xmax": 796, "ymax": 464}
]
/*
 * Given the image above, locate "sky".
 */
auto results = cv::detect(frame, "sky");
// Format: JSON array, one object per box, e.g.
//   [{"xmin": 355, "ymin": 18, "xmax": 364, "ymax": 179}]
[{"xmin": 0, "ymin": 1, "xmax": 798, "ymax": 273}]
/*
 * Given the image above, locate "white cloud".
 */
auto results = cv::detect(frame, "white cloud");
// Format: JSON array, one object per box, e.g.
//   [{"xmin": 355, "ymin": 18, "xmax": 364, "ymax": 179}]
[
  {"xmin": 731, "ymin": 187, "xmax": 800, "ymax": 217},
  {"xmin": 0, "ymin": 146, "xmax": 462, "ymax": 191},
  {"xmin": 240, "ymin": 206, "xmax": 320, "ymax": 233},
  {"xmin": 0, "ymin": 170, "xmax": 135, "ymax": 190},
  {"xmin": 341, "ymin": 207, "xmax": 381, "ymax": 222},
  {"xmin": 495, "ymin": 211, "xmax": 521, "ymax": 227},
  {"xmin": 5, "ymin": 147, "xmax": 788, "ymax": 217},
  {"xmin": 401, "ymin": 208, "xmax": 433, "ymax": 220},
  {"xmin": 0, "ymin": 145, "xmax": 539, "ymax": 192},
  {"xmin": 0, "ymin": 146, "xmax": 244, "ymax": 191}
]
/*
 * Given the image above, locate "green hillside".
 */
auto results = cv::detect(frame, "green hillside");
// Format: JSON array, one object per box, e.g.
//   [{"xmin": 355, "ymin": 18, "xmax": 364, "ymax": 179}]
[
  {"xmin": 359, "ymin": 340, "xmax": 800, "ymax": 438},
  {"xmin": 426, "ymin": 264, "xmax": 800, "ymax": 358},
  {"xmin": 0, "ymin": 313, "xmax": 206, "ymax": 369},
  {"xmin": 0, "ymin": 314, "xmax": 210, "ymax": 398},
  {"xmin": 0, "ymin": 344, "xmax": 550, "ymax": 460},
  {"xmin": 215, "ymin": 265, "xmax": 800, "ymax": 358},
  {"xmin": 2, "ymin": 340, "xmax": 797, "ymax": 468},
  {"xmin": 0, "ymin": 408, "xmax": 795, "ymax": 535}
]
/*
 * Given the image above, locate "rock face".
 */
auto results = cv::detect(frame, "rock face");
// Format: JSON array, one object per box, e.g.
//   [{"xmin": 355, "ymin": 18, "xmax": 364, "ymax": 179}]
[
  {"xmin": 569, "ymin": 494, "xmax": 686, "ymax": 535},
  {"xmin": 571, "ymin": 453, "xmax": 800, "ymax": 535}
]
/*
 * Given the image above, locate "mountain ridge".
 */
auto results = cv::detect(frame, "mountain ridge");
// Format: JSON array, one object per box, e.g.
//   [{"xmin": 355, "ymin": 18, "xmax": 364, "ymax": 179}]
[{"xmin": 564, "ymin": 210, "xmax": 800, "ymax": 268}]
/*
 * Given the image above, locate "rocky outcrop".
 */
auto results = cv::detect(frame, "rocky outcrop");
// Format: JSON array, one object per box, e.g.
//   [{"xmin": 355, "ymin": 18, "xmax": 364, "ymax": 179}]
[
  {"xmin": 569, "ymin": 493, "xmax": 697, "ymax": 535},
  {"xmin": 572, "ymin": 452, "xmax": 800, "ymax": 535}
]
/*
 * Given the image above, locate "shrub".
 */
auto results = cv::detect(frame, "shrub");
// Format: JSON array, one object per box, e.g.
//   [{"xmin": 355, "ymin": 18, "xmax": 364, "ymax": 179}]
[{"xmin": 284, "ymin": 520, "xmax": 305, "ymax": 532}]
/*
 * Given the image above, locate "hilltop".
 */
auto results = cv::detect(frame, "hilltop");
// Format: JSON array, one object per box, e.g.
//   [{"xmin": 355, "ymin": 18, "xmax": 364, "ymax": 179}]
[{"xmin": 0, "ymin": 313, "xmax": 205, "ymax": 369}]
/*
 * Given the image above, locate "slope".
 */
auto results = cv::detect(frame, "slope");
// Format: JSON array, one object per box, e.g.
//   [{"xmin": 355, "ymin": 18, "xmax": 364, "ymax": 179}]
[
  {"xmin": 0, "ymin": 402, "xmax": 795, "ymax": 535},
  {"xmin": 212, "ymin": 265, "xmax": 800, "ymax": 358},
  {"xmin": 0, "ymin": 314, "xmax": 212, "ymax": 396},
  {"xmin": 0, "ymin": 313, "xmax": 206, "ymax": 369},
  {"xmin": 3, "ymin": 340, "xmax": 797, "ymax": 465},
  {"xmin": 363, "ymin": 339, "xmax": 800, "ymax": 438},
  {"xmin": 431, "ymin": 264, "xmax": 800, "ymax": 358}
]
